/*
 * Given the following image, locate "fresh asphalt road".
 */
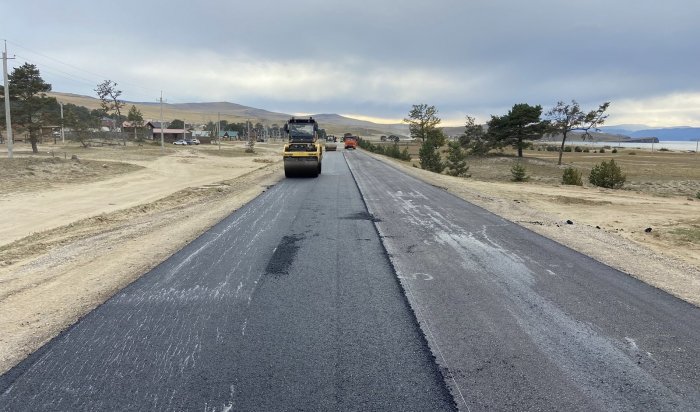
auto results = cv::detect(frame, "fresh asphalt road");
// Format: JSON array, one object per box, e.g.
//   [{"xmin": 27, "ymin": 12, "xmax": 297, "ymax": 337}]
[
  {"xmin": 3, "ymin": 150, "xmax": 699, "ymax": 412},
  {"xmin": 346, "ymin": 150, "xmax": 700, "ymax": 411},
  {"xmin": 0, "ymin": 152, "xmax": 455, "ymax": 411}
]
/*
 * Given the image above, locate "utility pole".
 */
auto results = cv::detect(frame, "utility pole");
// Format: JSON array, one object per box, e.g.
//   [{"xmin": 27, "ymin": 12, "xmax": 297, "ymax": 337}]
[
  {"xmin": 159, "ymin": 91, "xmax": 164, "ymax": 152},
  {"xmin": 3, "ymin": 40, "xmax": 15, "ymax": 158},
  {"xmin": 217, "ymin": 112, "xmax": 221, "ymax": 150},
  {"xmin": 60, "ymin": 102, "xmax": 65, "ymax": 144}
]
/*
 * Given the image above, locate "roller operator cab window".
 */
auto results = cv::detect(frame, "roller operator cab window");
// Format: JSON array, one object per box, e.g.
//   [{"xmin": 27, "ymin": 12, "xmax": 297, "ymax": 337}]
[{"xmin": 288, "ymin": 123, "xmax": 315, "ymax": 140}]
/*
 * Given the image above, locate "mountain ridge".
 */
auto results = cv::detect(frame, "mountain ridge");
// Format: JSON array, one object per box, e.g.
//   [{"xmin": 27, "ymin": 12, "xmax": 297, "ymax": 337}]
[
  {"xmin": 48, "ymin": 92, "xmax": 401, "ymax": 136},
  {"xmin": 48, "ymin": 92, "xmax": 700, "ymax": 140}
]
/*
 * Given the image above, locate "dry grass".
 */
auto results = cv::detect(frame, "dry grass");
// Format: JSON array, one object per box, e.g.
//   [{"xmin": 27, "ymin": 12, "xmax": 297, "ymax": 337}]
[
  {"xmin": 381, "ymin": 141, "xmax": 700, "ymax": 198},
  {"xmin": 0, "ymin": 156, "xmax": 143, "ymax": 195}
]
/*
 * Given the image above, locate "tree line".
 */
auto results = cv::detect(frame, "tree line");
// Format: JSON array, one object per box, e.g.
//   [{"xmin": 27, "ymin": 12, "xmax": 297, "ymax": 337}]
[
  {"xmin": 404, "ymin": 100, "xmax": 610, "ymax": 173},
  {"xmin": 0, "ymin": 63, "xmax": 151, "ymax": 152},
  {"xmin": 1, "ymin": 63, "xmax": 293, "ymax": 153}
]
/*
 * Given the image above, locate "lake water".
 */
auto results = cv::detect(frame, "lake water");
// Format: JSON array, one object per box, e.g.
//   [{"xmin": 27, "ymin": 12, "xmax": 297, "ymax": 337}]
[{"xmin": 564, "ymin": 140, "xmax": 699, "ymax": 152}]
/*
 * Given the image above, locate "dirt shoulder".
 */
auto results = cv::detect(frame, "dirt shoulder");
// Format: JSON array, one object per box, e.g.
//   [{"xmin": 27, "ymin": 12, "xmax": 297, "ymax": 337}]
[
  {"xmin": 365, "ymin": 151, "xmax": 700, "ymax": 308},
  {"xmin": 0, "ymin": 144, "xmax": 284, "ymax": 374},
  {"xmin": 0, "ymin": 144, "xmax": 279, "ymax": 247}
]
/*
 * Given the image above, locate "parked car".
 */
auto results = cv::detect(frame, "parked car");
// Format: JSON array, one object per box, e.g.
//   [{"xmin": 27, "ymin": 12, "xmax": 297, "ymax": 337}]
[
  {"xmin": 186, "ymin": 138, "xmax": 200, "ymax": 145},
  {"xmin": 173, "ymin": 139, "xmax": 188, "ymax": 145}
]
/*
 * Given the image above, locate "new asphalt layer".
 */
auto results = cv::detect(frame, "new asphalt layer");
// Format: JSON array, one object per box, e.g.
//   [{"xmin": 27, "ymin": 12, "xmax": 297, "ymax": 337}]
[
  {"xmin": 346, "ymin": 150, "xmax": 700, "ymax": 411},
  {"xmin": 2, "ymin": 149, "xmax": 699, "ymax": 411},
  {"xmin": 0, "ymin": 152, "xmax": 454, "ymax": 411}
]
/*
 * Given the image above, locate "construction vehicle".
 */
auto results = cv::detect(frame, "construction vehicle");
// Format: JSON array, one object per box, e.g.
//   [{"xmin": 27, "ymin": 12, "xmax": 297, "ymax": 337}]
[
  {"xmin": 343, "ymin": 134, "xmax": 358, "ymax": 150},
  {"xmin": 325, "ymin": 135, "xmax": 338, "ymax": 151},
  {"xmin": 283, "ymin": 117, "xmax": 323, "ymax": 177}
]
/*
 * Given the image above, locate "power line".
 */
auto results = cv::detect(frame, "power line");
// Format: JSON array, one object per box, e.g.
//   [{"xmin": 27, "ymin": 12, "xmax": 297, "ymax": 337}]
[
  {"xmin": 3, "ymin": 40, "xmax": 255, "ymax": 123},
  {"xmin": 14, "ymin": 54, "xmax": 99, "ymax": 87},
  {"xmin": 8, "ymin": 40, "xmax": 110, "ymax": 82},
  {"xmin": 8, "ymin": 40, "xmax": 161, "ymax": 96},
  {"xmin": 3, "ymin": 40, "xmax": 15, "ymax": 158}
]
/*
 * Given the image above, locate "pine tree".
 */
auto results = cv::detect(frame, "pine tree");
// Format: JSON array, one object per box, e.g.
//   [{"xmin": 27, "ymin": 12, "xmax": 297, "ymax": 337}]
[
  {"xmin": 510, "ymin": 161, "xmax": 529, "ymax": 182},
  {"xmin": 419, "ymin": 140, "xmax": 444, "ymax": 173},
  {"xmin": 445, "ymin": 141, "xmax": 469, "ymax": 176}
]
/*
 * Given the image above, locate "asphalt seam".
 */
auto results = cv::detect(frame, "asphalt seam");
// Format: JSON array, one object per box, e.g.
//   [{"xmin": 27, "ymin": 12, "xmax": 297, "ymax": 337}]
[{"xmin": 343, "ymin": 150, "xmax": 464, "ymax": 412}]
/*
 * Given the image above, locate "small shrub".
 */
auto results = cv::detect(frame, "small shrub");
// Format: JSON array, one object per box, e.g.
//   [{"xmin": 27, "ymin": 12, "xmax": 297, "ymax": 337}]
[
  {"xmin": 599, "ymin": 148, "xmax": 606, "ymax": 153},
  {"xmin": 612, "ymin": 148, "xmax": 618, "ymax": 153},
  {"xmin": 385, "ymin": 143, "xmax": 401, "ymax": 158},
  {"xmin": 696, "ymin": 191, "xmax": 700, "ymax": 200},
  {"xmin": 589, "ymin": 159, "xmax": 626, "ymax": 189},
  {"xmin": 659, "ymin": 148, "xmax": 670, "ymax": 152},
  {"xmin": 628, "ymin": 151, "xmax": 636, "ymax": 155},
  {"xmin": 562, "ymin": 167, "xmax": 583, "ymax": 186},
  {"xmin": 418, "ymin": 141, "xmax": 445, "ymax": 173},
  {"xmin": 564, "ymin": 146, "xmax": 572, "ymax": 152},
  {"xmin": 574, "ymin": 146, "xmax": 583, "ymax": 152},
  {"xmin": 468, "ymin": 139, "xmax": 492, "ymax": 156},
  {"xmin": 583, "ymin": 148, "xmax": 590, "ymax": 153},
  {"xmin": 445, "ymin": 141, "xmax": 469, "ymax": 177},
  {"xmin": 510, "ymin": 161, "xmax": 529, "ymax": 182}
]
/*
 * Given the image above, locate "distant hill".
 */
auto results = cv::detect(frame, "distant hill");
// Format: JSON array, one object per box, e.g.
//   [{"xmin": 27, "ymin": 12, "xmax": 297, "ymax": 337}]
[
  {"xmin": 48, "ymin": 92, "xmax": 406, "ymax": 137},
  {"xmin": 598, "ymin": 124, "xmax": 649, "ymax": 134},
  {"xmin": 444, "ymin": 125, "xmax": 636, "ymax": 143},
  {"xmin": 600, "ymin": 125, "xmax": 700, "ymax": 141},
  {"xmin": 629, "ymin": 127, "xmax": 700, "ymax": 141},
  {"xmin": 48, "ymin": 92, "xmax": 700, "ymax": 141}
]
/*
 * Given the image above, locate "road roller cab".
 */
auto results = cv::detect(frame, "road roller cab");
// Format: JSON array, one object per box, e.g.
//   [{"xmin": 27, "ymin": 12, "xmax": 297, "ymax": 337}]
[{"xmin": 283, "ymin": 117, "xmax": 323, "ymax": 177}]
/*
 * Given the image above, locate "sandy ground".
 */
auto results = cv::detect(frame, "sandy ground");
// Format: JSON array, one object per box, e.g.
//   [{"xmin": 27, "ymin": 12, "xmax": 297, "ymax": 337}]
[
  {"xmin": 1, "ymin": 149, "xmax": 274, "ymax": 246},
  {"xmin": 1, "ymin": 144, "xmax": 698, "ymax": 375}
]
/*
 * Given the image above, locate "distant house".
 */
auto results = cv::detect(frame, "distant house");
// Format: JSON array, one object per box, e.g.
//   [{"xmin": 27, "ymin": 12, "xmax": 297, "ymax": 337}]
[
  {"xmin": 219, "ymin": 130, "xmax": 239, "ymax": 140},
  {"xmin": 146, "ymin": 121, "xmax": 186, "ymax": 141},
  {"xmin": 191, "ymin": 130, "xmax": 211, "ymax": 138},
  {"xmin": 146, "ymin": 121, "xmax": 169, "ymax": 129},
  {"xmin": 101, "ymin": 117, "xmax": 120, "ymax": 131}
]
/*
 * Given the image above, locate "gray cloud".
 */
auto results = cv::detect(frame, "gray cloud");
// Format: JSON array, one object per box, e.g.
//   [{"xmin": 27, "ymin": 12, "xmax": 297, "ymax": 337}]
[{"xmin": 4, "ymin": 0, "xmax": 700, "ymax": 125}]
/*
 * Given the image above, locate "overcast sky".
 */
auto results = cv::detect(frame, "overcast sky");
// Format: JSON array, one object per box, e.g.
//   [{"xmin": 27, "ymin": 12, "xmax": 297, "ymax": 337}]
[{"xmin": 3, "ymin": 0, "xmax": 700, "ymax": 126}]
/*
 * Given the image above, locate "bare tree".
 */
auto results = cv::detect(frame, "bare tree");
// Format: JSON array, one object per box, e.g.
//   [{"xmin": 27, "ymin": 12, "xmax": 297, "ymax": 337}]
[
  {"xmin": 95, "ymin": 80, "xmax": 126, "ymax": 145},
  {"xmin": 546, "ymin": 100, "xmax": 610, "ymax": 165}
]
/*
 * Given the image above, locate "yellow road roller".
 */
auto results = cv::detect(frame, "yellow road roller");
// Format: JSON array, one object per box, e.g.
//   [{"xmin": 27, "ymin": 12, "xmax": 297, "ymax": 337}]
[{"xmin": 283, "ymin": 117, "xmax": 323, "ymax": 177}]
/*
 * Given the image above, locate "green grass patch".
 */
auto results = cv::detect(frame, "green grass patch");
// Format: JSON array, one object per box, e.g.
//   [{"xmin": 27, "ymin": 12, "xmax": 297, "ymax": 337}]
[{"xmin": 670, "ymin": 227, "xmax": 700, "ymax": 243}]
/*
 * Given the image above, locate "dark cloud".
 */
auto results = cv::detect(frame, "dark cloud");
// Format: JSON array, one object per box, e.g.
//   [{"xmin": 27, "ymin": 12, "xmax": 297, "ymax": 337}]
[{"xmin": 4, "ymin": 0, "xmax": 700, "ymax": 125}]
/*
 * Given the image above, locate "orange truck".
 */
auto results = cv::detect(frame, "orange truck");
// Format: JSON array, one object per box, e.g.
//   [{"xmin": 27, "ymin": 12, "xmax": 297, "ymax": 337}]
[{"xmin": 343, "ymin": 134, "xmax": 358, "ymax": 150}]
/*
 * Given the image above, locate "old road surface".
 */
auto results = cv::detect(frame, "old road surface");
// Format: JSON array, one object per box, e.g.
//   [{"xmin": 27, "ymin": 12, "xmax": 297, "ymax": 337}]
[
  {"xmin": 346, "ymin": 150, "xmax": 700, "ymax": 411},
  {"xmin": 2, "ymin": 150, "xmax": 699, "ymax": 412},
  {"xmin": 0, "ymin": 152, "xmax": 455, "ymax": 411}
]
